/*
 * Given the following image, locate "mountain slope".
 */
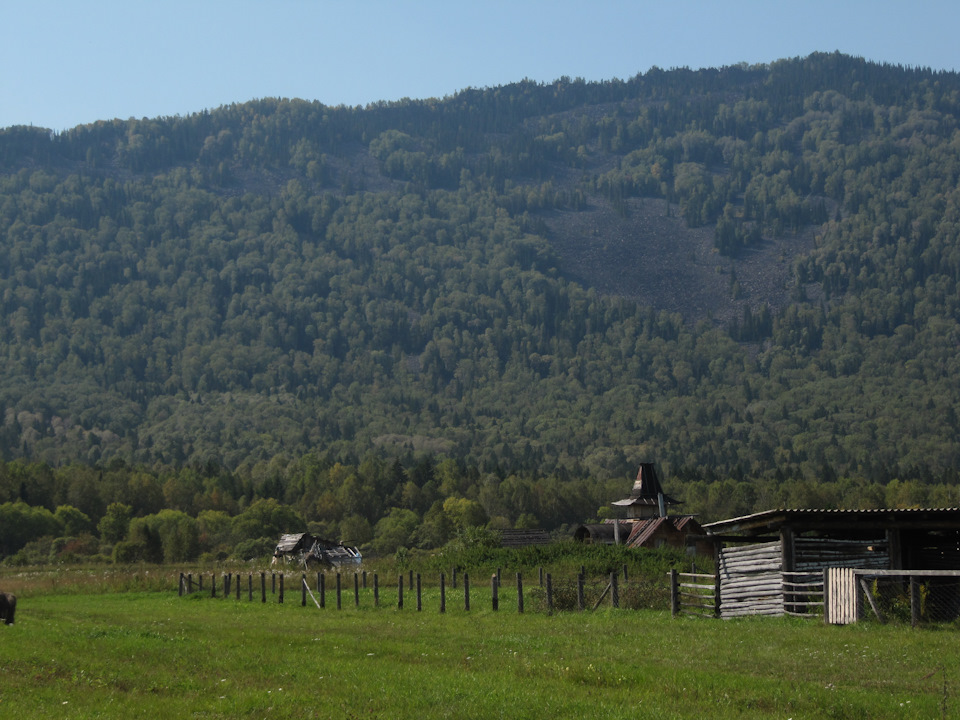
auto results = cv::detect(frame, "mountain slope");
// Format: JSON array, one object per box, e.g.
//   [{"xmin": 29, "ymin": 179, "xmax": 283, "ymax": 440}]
[{"xmin": 1, "ymin": 52, "xmax": 959, "ymax": 490}]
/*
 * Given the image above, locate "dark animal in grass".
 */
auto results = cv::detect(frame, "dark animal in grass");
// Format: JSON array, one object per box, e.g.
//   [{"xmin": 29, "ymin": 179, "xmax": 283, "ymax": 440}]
[{"xmin": 0, "ymin": 592, "xmax": 16, "ymax": 625}]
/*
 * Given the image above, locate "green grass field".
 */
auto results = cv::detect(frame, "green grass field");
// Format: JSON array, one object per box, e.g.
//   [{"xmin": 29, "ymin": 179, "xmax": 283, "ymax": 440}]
[{"xmin": 0, "ymin": 571, "xmax": 957, "ymax": 719}]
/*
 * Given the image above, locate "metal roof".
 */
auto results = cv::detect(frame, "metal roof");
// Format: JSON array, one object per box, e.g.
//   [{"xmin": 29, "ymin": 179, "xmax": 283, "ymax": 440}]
[{"xmin": 703, "ymin": 508, "xmax": 960, "ymax": 536}]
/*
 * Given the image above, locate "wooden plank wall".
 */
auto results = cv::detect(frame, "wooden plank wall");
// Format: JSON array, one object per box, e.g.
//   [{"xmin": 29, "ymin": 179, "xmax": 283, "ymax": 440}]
[{"xmin": 795, "ymin": 537, "xmax": 888, "ymax": 571}]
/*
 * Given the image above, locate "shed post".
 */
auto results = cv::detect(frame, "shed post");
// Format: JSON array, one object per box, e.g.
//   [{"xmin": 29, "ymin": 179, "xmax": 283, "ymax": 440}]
[
  {"xmin": 887, "ymin": 529, "xmax": 903, "ymax": 570},
  {"xmin": 714, "ymin": 570, "xmax": 721, "ymax": 618},
  {"xmin": 781, "ymin": 527, "xmax": 796, "ymax": 614}
]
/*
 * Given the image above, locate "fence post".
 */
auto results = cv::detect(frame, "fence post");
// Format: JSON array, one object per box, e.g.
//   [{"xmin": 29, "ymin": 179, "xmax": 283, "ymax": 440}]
[
  {"xmin": 398, "ymin": 575, "xmax": 404, "ymax": 610},
  {"xmin": 409, "ymin": 570, "xmax": 414, "ymax": 591},
  {"xmin": 248, "ymin": 574, "xmax": 252, "ymax": 602},
  {"xmin": 279, "ymin": 573, "xmax": 284, "ymax": 604},
  {"xmin": 236, "ymin": 573, "xmax": 241, "ymax": 600},
  {"xmin": 336, "ymin": 573, "xmax": 342, "ymax": 610},
  {"xmin": 261, "ymin": 572, "xmax": 266, "ymax": 603},
  {"xmin": 452, "ymin": 566, "xmax": 457, "ymax": 589},
  {"xmin": 188, "ymin": 573, "xmax": 193, "ymax": 594},
  {"xmin": 211, "ymin": 573, "xmax": 216, "ymax": 598},
  {"xmin": 623, "ymin": 564, "xmax": 629, "ymax": 583},
  {"xmin": 320, "ymin": 572, "xmax": 326, "ymax": 608},
  {"xmin": 546, "ymin": 573, "xmax": 553, "ymax": 615},
  {"xmin": 910, "ymin": 576, "xmax": 921, "ymax": 627},
  {"xmin": 374, "ymin": 573, "xmax": 379, "ymax": 607},
  {"xmin": 417, "ymin": 573, "xmax": 422, "ymax": 612},
  {"xmin": 491, "ymin": 574, "xmax": 499, "ymax": 611},
  {"xmin": 822, "ymin": 568, "xmax": 830, "ymax": 625},
  {"xmin": 362, "ymin": 570, "xmax": 367, "ymax": 589},
  {"xmin": 224, "ymin": 573, "xmax": 230, "ymax": 597},
  {"xmin": 354, "ymin": 573, "xmax": 360, "ymax": 607},
  {"xmin": 179, "ymin": 573, "xmax": 184, "ymax": 597},
  {"xmin": 301, "ymin": 574, "xmax": 307, "ymax": 607},
  {"xmin": 577, "ymin": 572, "xmax": 585, "ymax": 612},
  {"xmin": 440, "ymin": 573, "xmax": 446, "ymax": 613},
  {"xmin": 516, "ymin": 572, "xmax": 524, "ymax": 613},
  {"xmin": 538, "ymin": 566, "xmax": 544, "ymax": 586},
  {"xmin": 272, "ymin": 572, "xmax": 276, "ymax": 594},
  {"xmin": 464, "ymin": 573, "xmax": 470, "ymax": 611},
  {"xmin": 611, "ymin": 572, "xmax": 619, "ymax": 609},
  {"xmin": 317, "ymin": 572, "xmax": 321, "ymax": 593},
  {"xmin": 670, "ymin": 569, "xmax": 679, "ymax": 617},
  {"xmin": 198, "ymin": 574, "xmax": 203, "ymax": 593}
]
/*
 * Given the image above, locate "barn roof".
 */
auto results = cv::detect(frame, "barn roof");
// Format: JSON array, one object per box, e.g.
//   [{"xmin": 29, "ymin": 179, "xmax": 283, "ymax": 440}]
[
  {"xmin": 275, "ymin": 532, "xmax": 312, "ymax": 553},
  {"xmin": 703, "ymin": 508, "xmax": 960, "ymax": 536}
]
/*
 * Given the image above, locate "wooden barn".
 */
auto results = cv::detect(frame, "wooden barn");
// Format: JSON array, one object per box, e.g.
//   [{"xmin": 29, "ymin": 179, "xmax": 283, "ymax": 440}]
[{"xmin": 701, "ymin": 508, "xmax": 960, "ymax": 619}]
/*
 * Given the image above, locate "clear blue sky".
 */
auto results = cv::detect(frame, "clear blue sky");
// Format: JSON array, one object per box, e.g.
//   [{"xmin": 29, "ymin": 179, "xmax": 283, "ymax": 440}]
[{"xmin": 3, "ymin": 0, "xmax": 958, "ymax": 132}]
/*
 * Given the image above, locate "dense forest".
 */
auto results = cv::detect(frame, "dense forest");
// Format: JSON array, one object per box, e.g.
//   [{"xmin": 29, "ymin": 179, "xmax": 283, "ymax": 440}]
[{"xmin": 2, "ymin": 52, "xmax": 960, "ymax": 563}]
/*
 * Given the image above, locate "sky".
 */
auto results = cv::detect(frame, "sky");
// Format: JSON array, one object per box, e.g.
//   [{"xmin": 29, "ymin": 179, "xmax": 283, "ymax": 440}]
[{"xmin": 3, "ymin": 0, "xmax": 959, "ymax": 132}]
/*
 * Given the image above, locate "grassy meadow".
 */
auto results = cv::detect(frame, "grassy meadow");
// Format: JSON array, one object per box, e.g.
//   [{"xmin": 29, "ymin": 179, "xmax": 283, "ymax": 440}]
[{"xmin": 0, "ymin": 567, "xmax": 957, "ymax": 719}]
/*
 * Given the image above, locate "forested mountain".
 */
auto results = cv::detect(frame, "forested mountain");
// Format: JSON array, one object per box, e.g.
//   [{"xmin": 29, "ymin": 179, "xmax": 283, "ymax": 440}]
[{"xmin": 3, "ymin": 52, "xmax": 960, "ymax": 560}]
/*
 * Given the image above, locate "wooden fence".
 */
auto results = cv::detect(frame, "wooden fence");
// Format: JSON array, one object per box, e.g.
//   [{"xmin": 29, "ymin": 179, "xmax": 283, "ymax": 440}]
[
  {"xmin": 177, "ymin": 564, "xmax": 651, "ymax": 614},
  {"xmin": 669, "ymin": 570, "xmax": 719, "ymax": 617},
  {"xmin": 669, "ymin": 566, "xmax": 825, "ymax": 620}
]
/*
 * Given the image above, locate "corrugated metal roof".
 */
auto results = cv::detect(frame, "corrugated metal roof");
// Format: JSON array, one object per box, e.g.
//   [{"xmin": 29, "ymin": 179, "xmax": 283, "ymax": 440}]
[{"xmin": 703, "ymin": 507, "xmax": 960, "ymax": 535}]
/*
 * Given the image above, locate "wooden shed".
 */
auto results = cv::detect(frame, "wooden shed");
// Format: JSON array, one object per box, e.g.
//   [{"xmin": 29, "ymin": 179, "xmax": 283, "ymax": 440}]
[
  {"xmin": 272, "ymin": 533, "xmax": 362, "ymax": 568},
  {"xmin": 702, "ymin": 508, "xmax": 960, "ymax": 619}
]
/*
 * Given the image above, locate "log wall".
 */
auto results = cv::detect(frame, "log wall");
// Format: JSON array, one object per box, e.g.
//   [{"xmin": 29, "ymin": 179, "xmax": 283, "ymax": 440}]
[{"xmin": 719, "ymin": 537, "xmax": 885, "ymax": 618}]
